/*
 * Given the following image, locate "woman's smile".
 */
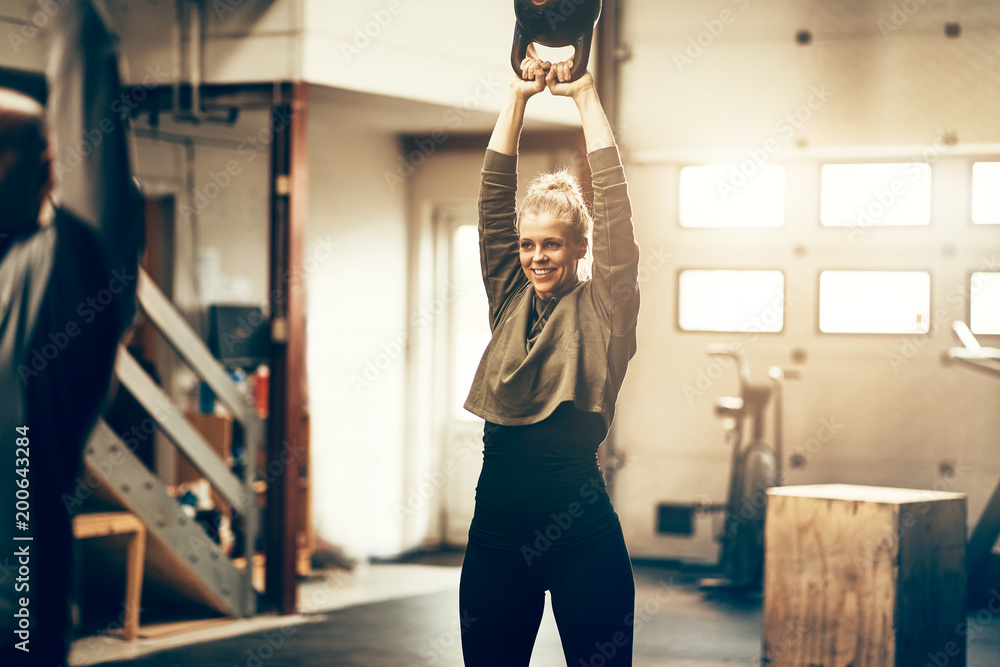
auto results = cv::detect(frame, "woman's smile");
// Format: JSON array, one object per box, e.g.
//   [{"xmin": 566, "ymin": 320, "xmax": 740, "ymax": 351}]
[{"xmin": 519, "ymin": 211, "xmax": 588, "ymax": 299}]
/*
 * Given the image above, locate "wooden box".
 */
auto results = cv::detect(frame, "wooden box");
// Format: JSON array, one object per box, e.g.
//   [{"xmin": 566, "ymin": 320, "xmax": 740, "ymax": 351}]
[
  {"xmin": 763, "ymin": 484, "xmax": 966, "ymax": 667},
  {"xmin": 176, "ymin": 412, "xmax": 233, "ymax": 485}
]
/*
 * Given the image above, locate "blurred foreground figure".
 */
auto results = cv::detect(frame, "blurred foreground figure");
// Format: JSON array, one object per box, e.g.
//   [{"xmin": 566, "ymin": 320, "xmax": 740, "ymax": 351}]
[{"xmin": 0, "ymin": 1, "xmax": 142, "ymax": 664}]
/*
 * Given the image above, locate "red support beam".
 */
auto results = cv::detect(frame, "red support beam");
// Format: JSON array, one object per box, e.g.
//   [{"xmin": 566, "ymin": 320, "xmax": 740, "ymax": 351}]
[{"xmin": 265, "ymin": 82, "xmax": 309, "ymax": 615}]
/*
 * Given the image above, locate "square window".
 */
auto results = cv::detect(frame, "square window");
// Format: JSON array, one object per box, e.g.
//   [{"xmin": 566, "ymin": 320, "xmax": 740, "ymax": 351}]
[
  {"xmin": 970, "ymin": 272, "xmax": 1000, "ymax": 335},
  {"xmin": 678, "ymin": 165, "xmax": 785, "ymax": 228},
  {"xmin": 820, "ymin": 163, "xmax": 931, "ymax": 227},
  {"xmin": 678, "ymin": 270, "xmax": 785, "ymax": 332},
  {"xmin": 819, "ymin": 271, "xmax": 930, "ymax": 334},
  {"xmin": 972, "ymin": 162, "xmax": 1000, "ymax": 225}
]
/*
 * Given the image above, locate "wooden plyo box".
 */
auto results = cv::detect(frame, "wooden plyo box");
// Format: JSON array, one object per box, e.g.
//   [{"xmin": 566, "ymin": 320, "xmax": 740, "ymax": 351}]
[{"xmin": 763, "ymin": 484, "xmax": 966, "ymax": 667}]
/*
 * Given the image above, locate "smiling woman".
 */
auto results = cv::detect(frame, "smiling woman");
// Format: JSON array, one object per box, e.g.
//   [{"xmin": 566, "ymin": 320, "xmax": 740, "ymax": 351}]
[{"xmin": 458, "ymin": 50, "xmax": 641, "ymax": 667}]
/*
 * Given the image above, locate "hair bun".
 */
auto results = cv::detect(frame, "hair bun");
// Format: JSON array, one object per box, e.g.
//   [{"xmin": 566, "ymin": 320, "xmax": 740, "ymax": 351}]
[
  {"xmin": 539, "ymin": 176, "xmax": 574, "ymax": 192},
  {"xmin": 526, "ymin": 169, "xmax": 584, "ymax": 199}
]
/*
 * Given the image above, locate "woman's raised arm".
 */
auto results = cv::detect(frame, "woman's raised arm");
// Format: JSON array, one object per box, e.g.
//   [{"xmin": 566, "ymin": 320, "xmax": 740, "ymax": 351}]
[
  {"xmin": 488, "ymin": 52, "xmax": 549, "ymax": 155},
  {"xmin": 478, "ymin": 57, "xmax": 548, "ymax": 330},
  {"xmin": 547, "ymin": 64, "xmax": 640, "ymax": 333},
  {"xmin": 546, "ymin": 65, "xmax": 613, "ymax": 152}
]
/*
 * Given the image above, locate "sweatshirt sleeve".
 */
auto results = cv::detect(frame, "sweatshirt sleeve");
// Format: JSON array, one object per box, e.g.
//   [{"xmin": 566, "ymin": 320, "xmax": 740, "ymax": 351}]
[
  {"xmin": 588, "ymin": 145, "xmax": 640, "ymax": 334},
  {"xmin": 45, "ymin": 0, "xmax": 143, "ymax": 337},
  {"xmin": 478, "ymin": 149, "xmax": 530, "ymax": 331}
]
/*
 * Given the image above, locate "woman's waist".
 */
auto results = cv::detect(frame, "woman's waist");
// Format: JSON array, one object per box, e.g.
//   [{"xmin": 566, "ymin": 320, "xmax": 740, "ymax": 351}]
[
  {"xmin": 480, "ymin": 448, "xmax": 600, "ymax": 473},
  {"xmin": 470, "ymin": 493, "xmax": 618, "ymax": 553},
  {"xmin": 474, "ymin": 466, "xmax": 609, "ymax": 513},
  {"xmin": 484, "ymin": 401, "xmax": 607, "ymax": 445}
]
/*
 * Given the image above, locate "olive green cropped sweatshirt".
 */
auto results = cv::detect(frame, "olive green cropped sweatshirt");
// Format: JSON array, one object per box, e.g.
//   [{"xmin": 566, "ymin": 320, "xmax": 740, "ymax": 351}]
[{"xmin": 463, "ymin": 146, "xmax": 641, "ymax": 434}]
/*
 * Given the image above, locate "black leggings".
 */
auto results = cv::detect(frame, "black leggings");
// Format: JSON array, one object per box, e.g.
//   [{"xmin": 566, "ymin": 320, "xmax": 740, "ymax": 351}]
[{"xmin": 459, "ymin": 525, "xmax": 635, "ymax": 666}]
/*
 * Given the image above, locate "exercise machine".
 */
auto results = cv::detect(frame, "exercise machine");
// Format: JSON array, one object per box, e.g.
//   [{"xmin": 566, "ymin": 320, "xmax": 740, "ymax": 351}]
[{"xmin": 699, "ymin": 344, "xmax": 799, "ymax": 592}]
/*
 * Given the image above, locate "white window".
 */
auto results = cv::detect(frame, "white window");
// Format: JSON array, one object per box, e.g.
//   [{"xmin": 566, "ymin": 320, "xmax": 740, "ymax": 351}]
[
  {"xmin": 819, "ymin": 271, "xmax": 930, "ymax": 334},
  {"xmin": 970, "ymin": 272, "xmax": 1000, "ymax": 335},
  {"xmin": 452, "ymin": 225, "xmax": 491, "ymax": 420},
  {"xmin": 678, "ymin": 270, "xmax": 785, "ymax": 333},
  {"xmin": 678, "ymin": 165, "xmax": 785, "ymax": 228},
  {"xmin": 972, "ymin": 162, "xmax": 1000, "ymax": 225},
  {"xmin": 820, "ymin": 163, "xmax": 932, "ymax": 227}
]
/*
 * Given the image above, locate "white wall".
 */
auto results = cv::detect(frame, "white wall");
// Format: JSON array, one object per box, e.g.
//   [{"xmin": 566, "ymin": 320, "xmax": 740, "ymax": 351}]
[
  {"xmin": 118, "ymin": 0, "xmax": 302, "ymax": 85},
  {"xmin": 613, "ymin": 0, "xmax": 1000, "ymax": 561},
  {"xmin": 133, "ymin": 114, "xmax": 273, "ymax": 314},
  {"xmin": 305, "ymin": 86, "xmax": 411, "ymax": 558},
  {"xmin": 619, "ymin": 0, "xmax": 1000, "ymax": 154}
]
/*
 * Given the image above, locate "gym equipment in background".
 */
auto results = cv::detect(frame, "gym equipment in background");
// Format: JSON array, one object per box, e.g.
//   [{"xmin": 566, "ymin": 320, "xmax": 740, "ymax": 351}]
[
  {"xmin": 945, "ymin": 320, "xmax": 1000, "ymax": 602},
  {"xmin": 207, "ymin": 304, "xmax": 269, "ymax": 369},
  {"xmin": 511, "ymin": 0, "xmax": 602, "ymax": 82},
  {"xmin": 699, "ymin": 345, "xmax": 799, "ymax": 592},
  {"xmin": 947, "ymin": 320, "xmax": 1000, "ymax": 376}
]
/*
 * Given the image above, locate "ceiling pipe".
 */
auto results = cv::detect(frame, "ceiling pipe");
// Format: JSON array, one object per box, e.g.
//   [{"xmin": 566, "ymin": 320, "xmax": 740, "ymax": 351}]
[
  {"xmin": 596, "ymin": 0, "xmax": 628, "ymax": 139},
  {"xmin": 171, "ymin": 0, "xmax": 237, "ymax": 126}
]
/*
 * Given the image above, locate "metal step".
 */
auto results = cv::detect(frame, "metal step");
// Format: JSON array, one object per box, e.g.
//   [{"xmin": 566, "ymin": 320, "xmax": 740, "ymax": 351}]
[
  {"xmin": 114, "ymin": 347, "xmax": 248, "ymax": 513},
  {"xmin": 84, "ymin": 418, "xmax": 256, "ymax": 616}
]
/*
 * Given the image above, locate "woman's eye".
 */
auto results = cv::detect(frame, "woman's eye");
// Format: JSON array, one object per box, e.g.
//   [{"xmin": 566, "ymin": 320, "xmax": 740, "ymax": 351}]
[
  {"xmin": 546, "ymin": 242, "xmax": 560, "ymax": 249},
  {"xmin": 520, "ymin": 242, "xmax": 531, "ymax": 250}
]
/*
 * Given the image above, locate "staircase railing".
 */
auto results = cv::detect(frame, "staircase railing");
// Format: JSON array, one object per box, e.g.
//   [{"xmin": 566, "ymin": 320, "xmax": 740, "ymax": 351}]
[{"xmin": 84, "ymin": 267, "xmax": 263, "ymax": 616}]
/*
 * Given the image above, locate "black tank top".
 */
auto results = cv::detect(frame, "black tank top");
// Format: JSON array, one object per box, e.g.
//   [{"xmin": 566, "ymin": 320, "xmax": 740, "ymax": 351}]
[{"xmin": 469, "ymin": 402, "xmax": 620, "ymax": 553}]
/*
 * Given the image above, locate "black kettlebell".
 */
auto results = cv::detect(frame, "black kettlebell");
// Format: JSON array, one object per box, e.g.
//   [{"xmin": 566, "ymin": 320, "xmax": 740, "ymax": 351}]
[{"xmin": 511, "ymin": 0, "xmax": 603, "ymax": 82}]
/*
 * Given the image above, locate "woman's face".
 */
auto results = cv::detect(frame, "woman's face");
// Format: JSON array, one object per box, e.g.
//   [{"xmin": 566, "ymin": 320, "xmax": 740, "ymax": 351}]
[{"xmin": 518, "ymin": 211, "xmax": 587, "ymax": 300}]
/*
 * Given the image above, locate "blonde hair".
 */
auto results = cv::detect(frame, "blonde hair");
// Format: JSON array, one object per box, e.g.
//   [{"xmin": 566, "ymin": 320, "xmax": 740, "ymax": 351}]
[{"xmin": 519, "ymin": 169, "xmax": 594, "ymax": 280}]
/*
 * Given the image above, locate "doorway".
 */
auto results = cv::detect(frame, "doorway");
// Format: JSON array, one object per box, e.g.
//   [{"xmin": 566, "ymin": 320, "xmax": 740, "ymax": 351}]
[{"xmin": 434, "ymin": 205, "xmax": 491, "ymax": 546}]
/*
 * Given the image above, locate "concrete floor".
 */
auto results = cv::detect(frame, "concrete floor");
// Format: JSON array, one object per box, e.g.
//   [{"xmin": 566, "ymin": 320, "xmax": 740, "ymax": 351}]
[{"xmin": 73, "ymin": 557, "xmax": 1000, "ymax": 666}]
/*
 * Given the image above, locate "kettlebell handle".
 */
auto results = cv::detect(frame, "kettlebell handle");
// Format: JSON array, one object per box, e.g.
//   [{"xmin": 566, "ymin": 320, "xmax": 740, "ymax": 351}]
[{"xmin": 511, "ymin": 23, "xmax": 593, "ymax": 83}]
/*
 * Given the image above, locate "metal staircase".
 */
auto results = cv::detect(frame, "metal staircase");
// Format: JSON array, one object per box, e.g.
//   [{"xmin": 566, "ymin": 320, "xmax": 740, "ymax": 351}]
[{"xmin": 83, "ymin": 268, "xmax": 263, "ymax": 617}]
